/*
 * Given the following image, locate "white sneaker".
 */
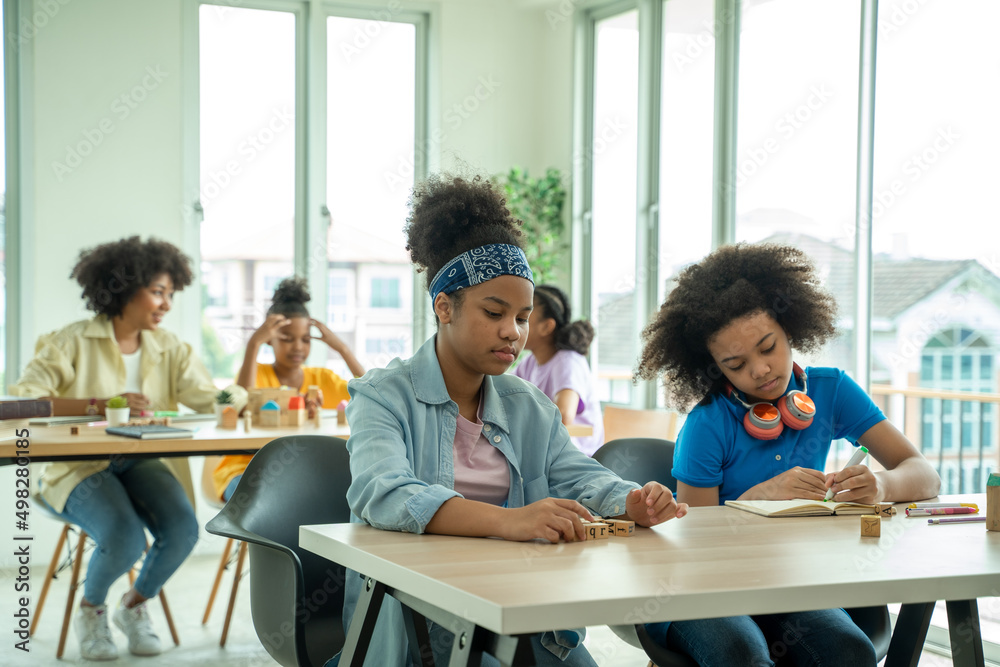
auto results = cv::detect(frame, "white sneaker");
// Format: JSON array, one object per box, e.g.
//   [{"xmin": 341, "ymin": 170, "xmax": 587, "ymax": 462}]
[
  {"xmin": 74, "ymin": 604, "xmax": 118, "ymax": 661},
  {"xmin": 112, "ymin": 598, "xmax": 161, "ymax": 656}
]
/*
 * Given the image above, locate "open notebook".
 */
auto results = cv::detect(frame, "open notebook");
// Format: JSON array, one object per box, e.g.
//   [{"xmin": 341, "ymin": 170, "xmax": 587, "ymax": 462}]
[{"xmin": 725, "ymin": 499, "xmax": 876, "ymax": 517}]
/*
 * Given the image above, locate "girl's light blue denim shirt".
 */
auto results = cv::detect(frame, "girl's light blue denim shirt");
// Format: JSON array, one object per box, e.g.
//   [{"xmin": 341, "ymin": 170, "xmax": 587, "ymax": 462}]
[{"xmin": 340, "ymin": 336, "xmax": 639, "ymax": 665}]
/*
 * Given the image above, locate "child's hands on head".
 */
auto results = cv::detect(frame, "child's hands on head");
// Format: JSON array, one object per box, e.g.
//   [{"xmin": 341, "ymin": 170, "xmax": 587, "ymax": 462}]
[
  {"xmin": 310, "ymin": 318, "xmax": 347, "ymax": 352},
  {"xmin": 251, "ymin": 313, "xmax": 292, "ymax": 347},
  {"xmin": 825, "ymin": 466, "xmax": 884, "ymax": 505},
  {"xmin": 504, "ymin": 498, "xmax": 594, "ymax": 543},
  {"xmin": 625, "ymin": 482, "xmax": 688, "ymax": 526}
]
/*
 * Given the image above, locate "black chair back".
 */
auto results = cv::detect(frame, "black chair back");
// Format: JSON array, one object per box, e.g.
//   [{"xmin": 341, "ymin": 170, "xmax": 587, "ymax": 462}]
[
  {"xmin": 593, "ymin": 437, "xmax": 678, "ymax": 492},
  {"xmin": 207, "ymin": 435, "xmax": 351, "ymax": 667}
]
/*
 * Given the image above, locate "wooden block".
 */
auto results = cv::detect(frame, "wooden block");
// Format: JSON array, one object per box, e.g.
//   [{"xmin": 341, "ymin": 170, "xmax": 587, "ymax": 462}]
[
  {"xmin": 582, "ymin": 522, "xmax": 609, "ymax": 540},
  {"xmin": 337, "ymin": 399, "xmax": 348, "ymax": 426},
  {"xmin": 988, "ymin": 473, "xmax": 1000, "ymax": 532},
  {"xmin": 860, "ymin": 515, "xmax": 880, "ymax": 537},
  {"xmin": 281, "ymin": 409, "xmax": 306, "ymax": 427},
  {"xmin": 605, "ymin": 519, "xmax": 635, "ymax": 537},
  {"xmin": 258, "ymin": 409, "xmax": 281, "ymax": 428},
  {"xmin": 219, "ymin": 406, "xmax": 238, "ymax": 429},
  {"xmin": 243, "ymin": 411, "xmax": 253, "ymax": 432},
  {"xmin": 875, "ymin": 503, "xmax": 896, "ymax": 517},
  {"xmin": 70, "ymin": 426, "xmax": 79, "ymax": 435}
]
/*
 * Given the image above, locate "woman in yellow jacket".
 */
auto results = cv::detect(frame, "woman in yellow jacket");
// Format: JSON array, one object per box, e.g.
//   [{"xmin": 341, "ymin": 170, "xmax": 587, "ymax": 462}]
[{"xmin": 12, "ymin": 237, "xmax": 245, "ymax": 661}]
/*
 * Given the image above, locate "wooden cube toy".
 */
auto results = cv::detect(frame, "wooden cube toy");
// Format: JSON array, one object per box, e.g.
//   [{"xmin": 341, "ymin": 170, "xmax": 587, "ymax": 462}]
[
  {"xmin": 875, "ymin": 503, "xmax": 896, "ymax": 517},
  {"xmin": 988, "ymin": 473, "xmax": 1000, "ymax": 532},
  {"xmin": 283, "ymin": 395, "xmax": 306, "ymax": 427},
  {"xmin": 306, "ymin": 386, "xmax": 322, "ymax": 427},
  {"xmin": 219, "ymin": 405, "xmax": 238, "ymax": 429},
  {"xmin": 604, "ymin": 519, "xmax": 635, "ymax": 537},
  {"xmin": 860, "ymin": 515, "xmax": 880, "ymax": 537},
  {"xmin": 582, "ymin": 522, "xmax": 609, "ymax": 540},
  {"xmin": 258, "ymin": 400, "xmax": 281, "ymax": 428}
]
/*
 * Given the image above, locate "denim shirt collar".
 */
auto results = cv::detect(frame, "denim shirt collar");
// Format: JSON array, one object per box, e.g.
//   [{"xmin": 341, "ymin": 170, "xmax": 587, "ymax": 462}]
[{"xmin": 409, "ymin": 336, "xmax": 511, "ymax": 434}]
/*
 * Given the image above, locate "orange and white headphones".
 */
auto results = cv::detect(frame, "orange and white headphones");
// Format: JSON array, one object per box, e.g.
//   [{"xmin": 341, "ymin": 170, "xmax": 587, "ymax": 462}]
[{"xmin": 726, "ymin": 363, "xmax": 815, "ymax": 440}]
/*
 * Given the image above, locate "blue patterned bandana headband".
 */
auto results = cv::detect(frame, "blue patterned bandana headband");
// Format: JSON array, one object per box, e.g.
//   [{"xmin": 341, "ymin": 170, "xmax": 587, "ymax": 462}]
[{"xmin": 428, "ymin": 244, "xmax": 534, "ymax": 300}]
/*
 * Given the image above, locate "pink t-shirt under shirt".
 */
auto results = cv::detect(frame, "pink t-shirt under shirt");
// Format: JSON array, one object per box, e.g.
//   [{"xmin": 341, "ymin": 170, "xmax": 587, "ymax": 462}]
[
  {"xmin": 513, "ymin": 349, "xmax": 605, "ymax": 456},
  {"xmin": 453, "ymin": 402, "xmax": 510, "ymax": 506}
]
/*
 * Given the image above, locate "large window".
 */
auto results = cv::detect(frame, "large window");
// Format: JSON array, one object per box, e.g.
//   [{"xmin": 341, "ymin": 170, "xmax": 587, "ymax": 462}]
[
  {"xmin": 326, "ymin": 15, "xmax": 415, "ymax": 370},
  {"xmin": 197, "ymin": 3, "xmax": 426, "ymax": 382},
  {"xmin": 576, "ymin": 0, "xmax": 1000, "ymax": 656},
  {"xmin": 591, "ymin": 8, "xmax": 639, "ymax": 405},
  {"xmin": 199, "ymin": 6, "xmax": 296, "ymax": 381}
]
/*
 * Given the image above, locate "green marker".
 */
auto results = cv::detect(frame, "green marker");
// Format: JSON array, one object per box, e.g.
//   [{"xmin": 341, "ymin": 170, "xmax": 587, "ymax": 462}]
[
  {"xmin": 824, "ymin": 445, "xmax": 869, "ymax": 501},
  {"xmin": 153, "ymin": 410, "xmax": 179, "ymax": 417}
]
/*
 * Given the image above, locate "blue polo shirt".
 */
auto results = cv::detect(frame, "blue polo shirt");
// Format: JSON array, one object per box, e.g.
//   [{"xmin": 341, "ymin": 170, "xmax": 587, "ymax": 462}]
[{"xmin": 672, "ymin": 367, "xmax": 885, "ymax": 503}]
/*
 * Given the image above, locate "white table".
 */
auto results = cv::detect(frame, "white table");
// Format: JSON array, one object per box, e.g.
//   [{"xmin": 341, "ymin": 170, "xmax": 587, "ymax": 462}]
[{"xmin": 301, "ymin": 496, "xmax": 998, "ymax": 666}]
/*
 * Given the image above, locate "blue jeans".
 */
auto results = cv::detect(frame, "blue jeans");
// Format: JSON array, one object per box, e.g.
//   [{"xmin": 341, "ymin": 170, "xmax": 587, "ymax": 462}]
[
  {"xmin": 47, "ymin": 458, "xmax": 199, "ymax": 605},
  {"xmin": 324, "ymin": 629, "xmax": 599, "ymax": 667},
  {"xmin": 222, "ymin": 474, "xmax": 241, "ymax": 502},
  {"xmin": 645, "ymin": 609, "xmax": 876, "ymax": 666}
]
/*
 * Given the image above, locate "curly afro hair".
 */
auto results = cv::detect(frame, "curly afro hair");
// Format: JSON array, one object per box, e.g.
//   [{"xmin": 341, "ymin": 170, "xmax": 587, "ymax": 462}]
[
  {"xmin": 267, "ymin": 276, "xmax": 311, "ymax": 318},
  {"xmin": 404, "ymin": 174, "xmax": 524, "ymax": 311},
  {"xmin": 534, "ymin": 285, "xmax": 595, "ymax": 356},
  {"xmin": 634, "ymin": 242, "xmax": 838, "ymax": 411},
  {"xmin": 70, "ymin": 236, "xmax": 194, "ymax": 318}
]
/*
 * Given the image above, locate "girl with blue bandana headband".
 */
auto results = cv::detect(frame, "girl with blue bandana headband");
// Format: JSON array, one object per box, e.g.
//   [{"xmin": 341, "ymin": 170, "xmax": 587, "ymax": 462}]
[{"xmin": 334, "ymin": 175, "xmax": 688, "ymax": 667}]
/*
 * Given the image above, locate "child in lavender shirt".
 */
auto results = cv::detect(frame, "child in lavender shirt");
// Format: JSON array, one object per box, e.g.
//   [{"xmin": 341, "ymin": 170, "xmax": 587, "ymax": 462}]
[{"xmin": 515, "ymin": 285, "xmax": 604, "ymax": 455}]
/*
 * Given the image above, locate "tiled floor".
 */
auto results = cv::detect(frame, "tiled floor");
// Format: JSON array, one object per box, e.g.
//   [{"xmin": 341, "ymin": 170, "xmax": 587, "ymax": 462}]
[{"xmin": 6, "ymin": 553, "xmax": 982, "ymax": 666}]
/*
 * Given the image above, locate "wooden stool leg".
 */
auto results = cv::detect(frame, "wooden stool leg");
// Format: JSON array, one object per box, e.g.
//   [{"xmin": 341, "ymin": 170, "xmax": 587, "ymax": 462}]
[
  {"xmin": 220, "ymin": 542, "xmax": 248, "ymax": 647},
  {"xmin": 158, "ymin": 588, "xmax": 180, "ymax": 646},
  {"xmin": 203, "ymin": 538, "xmax": 234, "ymax": 624},
  {"xmin": 30, "ymin": 524, "xmax": 70, "ymax": 635},
  {"xmin": 57, "ymin": 529, "xmax": 88, "ymax": 659}
]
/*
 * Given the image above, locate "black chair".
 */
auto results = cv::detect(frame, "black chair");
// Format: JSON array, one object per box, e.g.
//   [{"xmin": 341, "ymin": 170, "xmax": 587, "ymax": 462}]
[
  {"xmin": 206, "ymin": 435, "xmax": 351, "ymax": 667},
  {"xmin": 592, "ymin": 437, "xmax": 892, "ymax": 666}
]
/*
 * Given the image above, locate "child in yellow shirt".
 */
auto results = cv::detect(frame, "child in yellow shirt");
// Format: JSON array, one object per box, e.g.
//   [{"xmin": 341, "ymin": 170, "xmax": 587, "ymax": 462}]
[{"xmin": 212, "ymin": 277, "xmax": 364, "ymax": 500}]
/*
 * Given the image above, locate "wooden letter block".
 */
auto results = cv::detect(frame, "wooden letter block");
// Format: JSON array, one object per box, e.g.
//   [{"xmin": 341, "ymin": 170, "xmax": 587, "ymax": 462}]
[
  {"xmin": 582, "ymin": 522, "xmax": 609, "ymax": 540},
  {"xmin": 70, "ymin": 426, "xmax": 79, "ymax": 435},
  {"xmin": 988, "ymin": 473, "xmax": 1000, "ymax": 532},
  {"xmin": 860, "ymin": 515, "xmax": 880, "ymax": 537},
  {"xmin": 604, "ymin": 519, "xmax": 635, "ymax": 537},
  {"xmin": 875, "ymin": 503, "xmax": 896, "ymax": 517}
]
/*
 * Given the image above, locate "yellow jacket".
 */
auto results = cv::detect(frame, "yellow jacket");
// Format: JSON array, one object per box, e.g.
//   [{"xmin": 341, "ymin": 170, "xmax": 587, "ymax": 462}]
[{"xmin": 12, "ymin": 315, "xmax": 220, "ymax": 512}]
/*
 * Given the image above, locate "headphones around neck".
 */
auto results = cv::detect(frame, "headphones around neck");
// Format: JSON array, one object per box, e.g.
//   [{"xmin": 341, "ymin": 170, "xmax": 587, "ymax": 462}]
[{"xmin": 726, "ymin": 363, "xmax": 815, "ymax": 440}]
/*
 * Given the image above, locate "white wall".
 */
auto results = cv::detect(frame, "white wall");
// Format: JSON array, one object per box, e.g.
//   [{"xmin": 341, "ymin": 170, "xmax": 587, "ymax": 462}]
[{"xmin": 3, "ymin": 0, "xmax": 573, "ymax": 568}]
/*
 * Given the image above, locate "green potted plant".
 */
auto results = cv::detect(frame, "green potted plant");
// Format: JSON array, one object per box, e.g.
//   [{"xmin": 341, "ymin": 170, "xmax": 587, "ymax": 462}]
[
  {"xmin": 494, "ymin": 167, "xmax": 567, "ymax": 285},
  {"xmin": 215, "ymin": 389, "xmax": 235, "ymax": 424},
  {"xmin": 105, "ymin": 395, "xmax": 131, "ymax": 427}
]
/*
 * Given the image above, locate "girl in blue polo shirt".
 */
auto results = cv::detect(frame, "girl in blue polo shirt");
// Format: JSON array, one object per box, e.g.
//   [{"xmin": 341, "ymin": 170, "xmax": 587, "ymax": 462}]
[{"xmin": 634, "ymin": 242, "xmax": 940, "ymax": 666}]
